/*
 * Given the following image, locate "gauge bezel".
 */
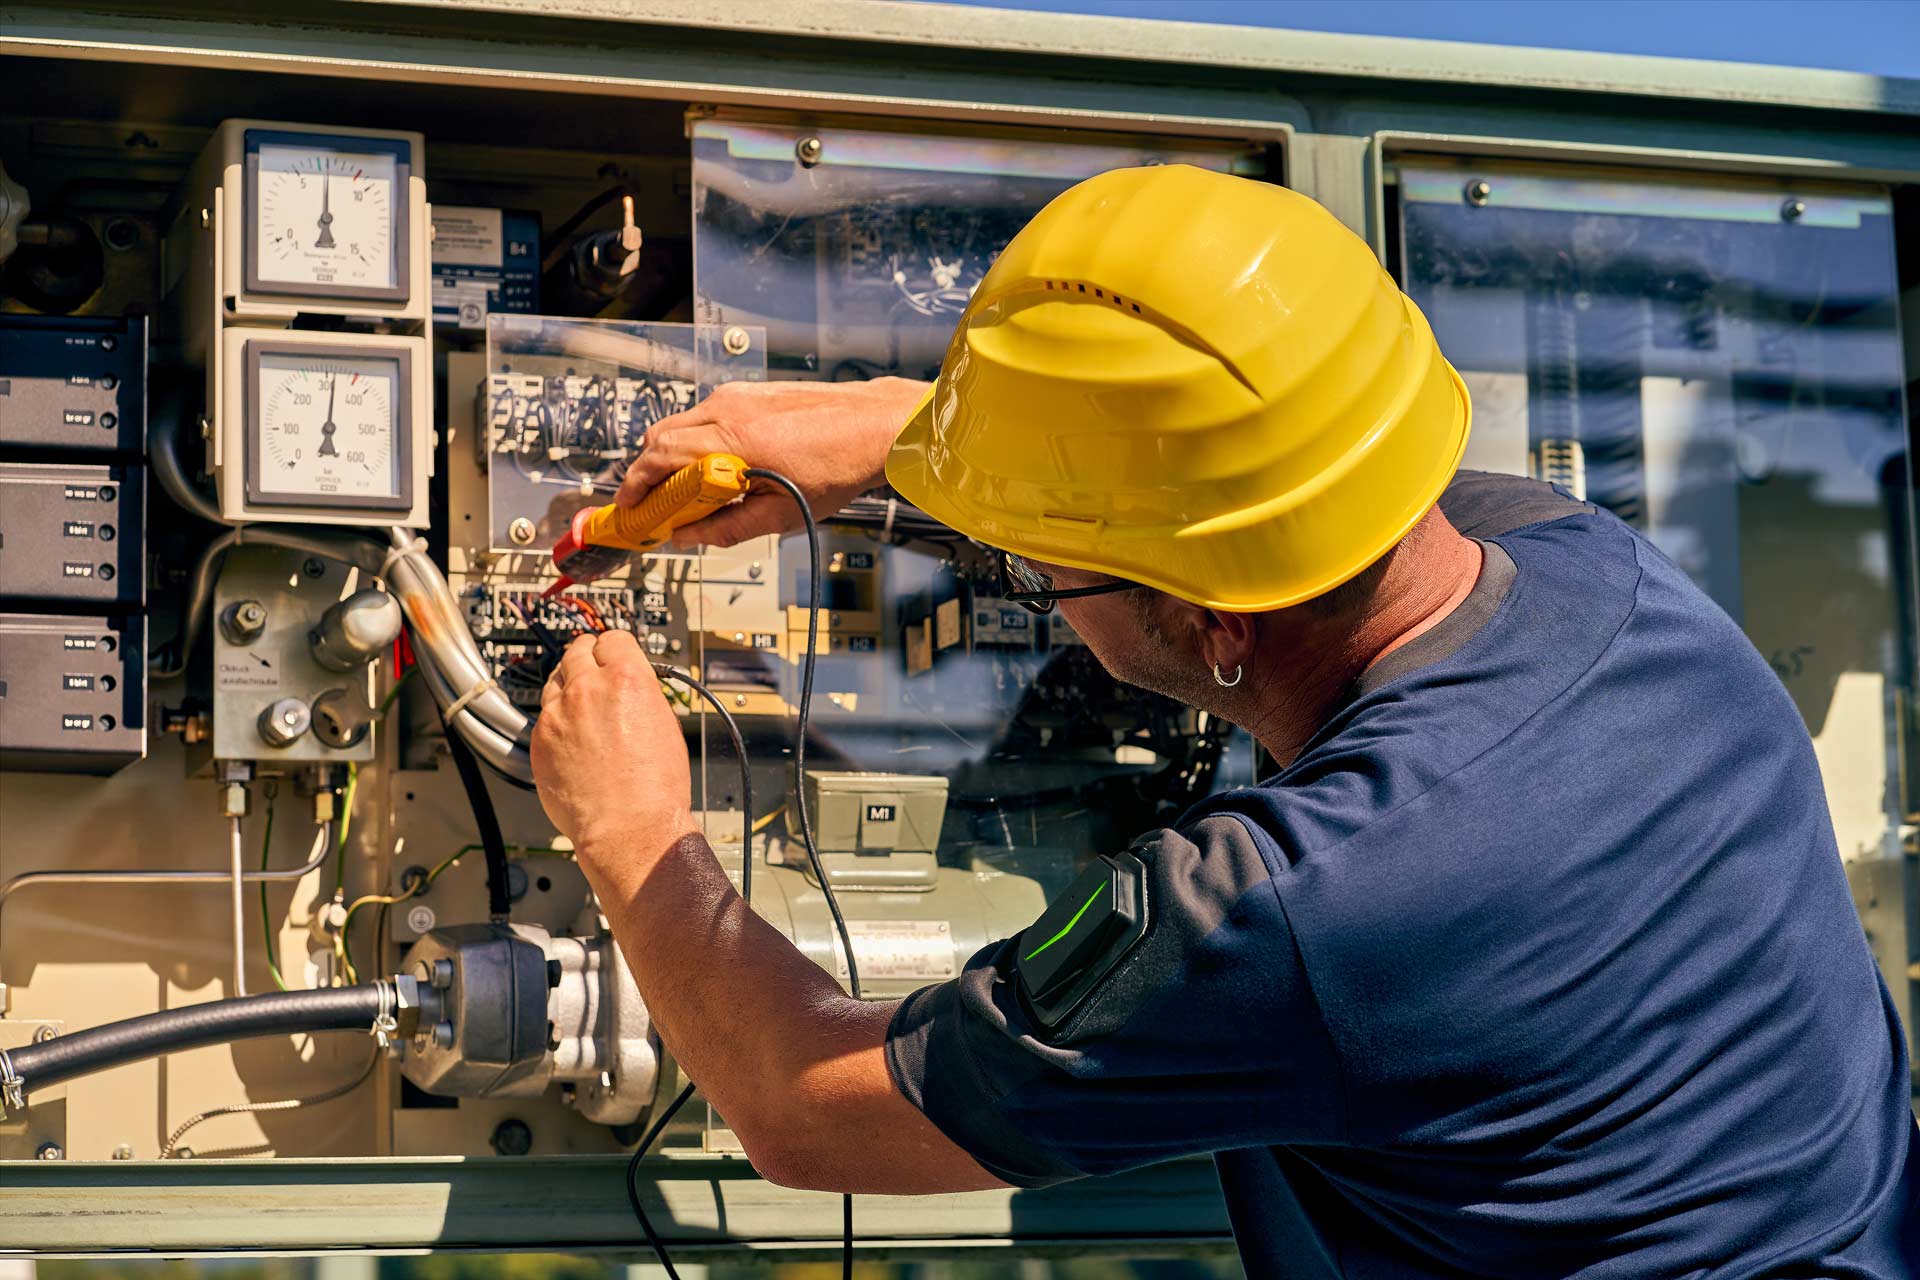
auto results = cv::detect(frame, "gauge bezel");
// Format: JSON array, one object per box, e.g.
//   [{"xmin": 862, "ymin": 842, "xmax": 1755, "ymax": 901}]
[
  {"xmin": 243, "ymin": 339, "xmax": 415, "ymax": 513},
  {"xmin": 242, "ymin": 128, "xmax": 413, "ymax": 303}
]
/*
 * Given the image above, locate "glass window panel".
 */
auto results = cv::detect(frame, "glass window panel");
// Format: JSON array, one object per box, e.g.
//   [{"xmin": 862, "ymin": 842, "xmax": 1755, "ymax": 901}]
[{"xmin": 1399, "ymin": 159, "xmax": 1913, "ymax": 1037}]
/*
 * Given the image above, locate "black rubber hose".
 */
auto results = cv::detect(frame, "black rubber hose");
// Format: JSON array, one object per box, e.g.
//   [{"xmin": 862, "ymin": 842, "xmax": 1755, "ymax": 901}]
[
  {"xmin": 4, "ymin": 986, "xmax": 384, "ymax": 1100},
  {"xmin": 447, "ymin": 729, "xmax": 513, "ymax": 921}
]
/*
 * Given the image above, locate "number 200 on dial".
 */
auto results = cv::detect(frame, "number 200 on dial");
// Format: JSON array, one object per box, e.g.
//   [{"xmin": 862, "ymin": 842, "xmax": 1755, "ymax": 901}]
[{"xmin": 254, "ymin": 353, "xmax": 402, "ymax": 503}]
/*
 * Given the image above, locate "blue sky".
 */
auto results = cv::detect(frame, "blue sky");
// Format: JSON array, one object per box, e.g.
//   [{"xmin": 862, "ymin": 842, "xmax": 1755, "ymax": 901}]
[{"xmin": 929, "ymin": 0, "xmax": 1920, "ymax": 79}]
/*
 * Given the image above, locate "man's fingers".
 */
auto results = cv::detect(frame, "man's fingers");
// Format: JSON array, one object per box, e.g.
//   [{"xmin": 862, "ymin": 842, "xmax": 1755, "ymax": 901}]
[
  {"xmin": 554, "ymin": 633, "xmax": 600, "ymax": 686},
  {"xmin": 591, "ymin": 627, "xmax": 644, "ymax": 666},
  {"xmin": 666, "ymin": 493, "xmax": 791, "ymax": 549}
]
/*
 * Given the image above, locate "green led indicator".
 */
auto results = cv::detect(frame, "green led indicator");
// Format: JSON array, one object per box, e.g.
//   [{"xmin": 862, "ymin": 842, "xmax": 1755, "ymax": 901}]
[{"xmin": 1023, "ymin": 879, "xmax": 1109, "ymax": 962}]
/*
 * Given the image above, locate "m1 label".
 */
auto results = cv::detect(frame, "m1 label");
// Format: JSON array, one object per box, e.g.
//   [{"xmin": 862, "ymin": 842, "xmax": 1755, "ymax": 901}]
[
  {"xmin": 831, "ymin": 920, "xmax": 955, "ymax": 984},
  {"xmin": 751, "ymin": 633, "xmax": 779, "ymax": 650},
  {"xmin": 865, "ymin": 803, "xmax": 897, "ymax": 822}
]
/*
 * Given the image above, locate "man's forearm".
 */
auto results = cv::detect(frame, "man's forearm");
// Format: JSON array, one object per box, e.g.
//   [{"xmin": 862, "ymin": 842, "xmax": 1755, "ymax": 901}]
[{"xmin": 579, "ymin": 826, "xmax": 999, "ymax": 1192}]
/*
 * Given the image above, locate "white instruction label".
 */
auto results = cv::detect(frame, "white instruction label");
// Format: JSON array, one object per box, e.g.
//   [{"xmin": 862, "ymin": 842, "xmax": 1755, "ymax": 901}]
[
  {"xmin": 832, "ymin": 919, "xmax": 955, "ymax": 984},
  {"xmin": 432, "ymin": 207, "xmax": 504, "ymax": 267}
]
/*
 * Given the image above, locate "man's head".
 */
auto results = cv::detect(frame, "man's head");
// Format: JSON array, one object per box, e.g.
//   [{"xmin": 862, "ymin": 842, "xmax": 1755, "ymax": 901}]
[{"xmin": 882, "ymin": 164, "xmax": 1475, "ymax": 740}]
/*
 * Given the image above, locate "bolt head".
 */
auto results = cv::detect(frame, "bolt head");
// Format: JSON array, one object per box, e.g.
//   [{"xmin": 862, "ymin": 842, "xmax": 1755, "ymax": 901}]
[
  {"xmin": 1465, "ymin": 179, "xmax": 1492, "ymax": 207},
  {"xmin": 1781, "ymin": 197, "xmax": 1807, "ymax": 221},
  {"xmin": 32, "ymin": 1025, "xmax": 56, "ymax": 1043},
  {"xmin": 795, "ymin": 136, "xmax": 824, "ymax": 167},
  {"xmin": 508, "ymin": 517, "xmax": 537, "ymax": 546},
  {"xmin": 199, "ymin": 207, "xmax": 210, "ymax": 230},
  {"xmin": 36, "ymin": 1143, "xmax": 63, "ymax": 1161},
  {"xmin": 721, "ymin": 326, "xmax": 751, "ymax": 356},
  {"xmin": 432, "ymin": 1020, "xmax": 456, "ymax": 1049},
  {"xmin": 302, "ymin": 557, "xmax": 326, "ymax": 580},
  {"xmin": 112, "ymin": 1143, "xmax": 134, "ymax": 1160}
]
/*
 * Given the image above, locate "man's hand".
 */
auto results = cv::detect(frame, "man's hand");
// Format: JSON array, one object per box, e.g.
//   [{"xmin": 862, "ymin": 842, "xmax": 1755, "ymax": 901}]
[
  {"xmin": 529, "ymin": 631, "xmax": 694, "ymax": 877},
  {"xmin": 618, "ymin": 377, "xmax": 928, "ymax": 548}
]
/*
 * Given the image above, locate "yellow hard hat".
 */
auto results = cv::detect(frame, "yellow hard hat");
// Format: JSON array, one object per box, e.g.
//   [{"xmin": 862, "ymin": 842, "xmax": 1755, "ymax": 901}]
[{"xmin": 884, "ymin": 164, "xmax": 1470, "ymax": 613}]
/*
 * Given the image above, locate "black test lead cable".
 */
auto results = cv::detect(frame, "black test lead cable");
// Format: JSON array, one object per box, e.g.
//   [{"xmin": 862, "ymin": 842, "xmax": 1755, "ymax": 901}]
[
  {"xmin": 746, "ymin": 466, "xmax": 860, "ymax": 1280},
  {"xmin": 618, "ymin": 468, "xmax": 858, "ymax": 1279},
  {"xmin": 624, "ymin": 663, "xmax": 754, "ymax": 1280}
]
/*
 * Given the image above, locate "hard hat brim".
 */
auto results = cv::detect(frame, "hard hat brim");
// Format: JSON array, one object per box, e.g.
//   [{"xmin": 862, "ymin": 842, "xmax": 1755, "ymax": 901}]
[{"xmin": 886, "ymin": 366, "xmax": 1472, "ymax": 615}]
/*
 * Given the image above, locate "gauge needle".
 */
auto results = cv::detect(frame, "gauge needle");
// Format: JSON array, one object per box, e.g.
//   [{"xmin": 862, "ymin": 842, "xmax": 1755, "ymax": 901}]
[
  {"xmin": 316, "ymin": 167, "xmax": 336, "ymax": 250},
  {"xmin": 319, "ymin": 376, "xmax": 340, "ymax": 458}
]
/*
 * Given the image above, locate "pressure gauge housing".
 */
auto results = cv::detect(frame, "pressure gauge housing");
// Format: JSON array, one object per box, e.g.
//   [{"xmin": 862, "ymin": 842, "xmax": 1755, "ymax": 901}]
[
  {"xmin": 168, "ymin": 119, "xmax": 429, "ymax": 363},
  {"xmin": 215, "ymin": 328, "xmax": 432, "ymax": 526}
]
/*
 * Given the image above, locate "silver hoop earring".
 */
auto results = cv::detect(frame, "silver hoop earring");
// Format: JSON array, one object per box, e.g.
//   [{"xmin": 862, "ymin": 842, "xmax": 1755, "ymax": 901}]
[{"xmin": 1212, "ymin": 663, "xmax": 1243, "ymax": 689}]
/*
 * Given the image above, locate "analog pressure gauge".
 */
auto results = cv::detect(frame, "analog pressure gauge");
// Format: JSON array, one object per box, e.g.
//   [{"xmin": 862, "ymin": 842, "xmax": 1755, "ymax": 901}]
[
  {"xmin": 215, "ymin": 329, "xmax": 431, "ymax": 526},
  {"xmin": 248, "ymin": 345, "xmax": 409, "ymax": 510},
  {"xmin": 244, "ymin": 130, "xmax": 411, "ymax": 302}
]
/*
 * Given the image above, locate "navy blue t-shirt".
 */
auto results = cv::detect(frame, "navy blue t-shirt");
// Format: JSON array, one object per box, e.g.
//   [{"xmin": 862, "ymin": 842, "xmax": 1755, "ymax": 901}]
[{"xmin": 889, "ymin": 473, "xmax": 1919, "ymax": 1277}]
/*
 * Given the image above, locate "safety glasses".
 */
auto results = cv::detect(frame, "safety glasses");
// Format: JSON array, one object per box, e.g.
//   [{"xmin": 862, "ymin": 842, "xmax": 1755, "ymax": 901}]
[{"xmin": 998, "ymin": 550, "xmax": 1146, "ymax": 615}]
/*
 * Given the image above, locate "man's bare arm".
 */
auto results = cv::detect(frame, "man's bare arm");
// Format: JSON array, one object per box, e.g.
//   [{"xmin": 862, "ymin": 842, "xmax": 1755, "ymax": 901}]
[{"xmin": 532, "ymin": 630, "xmax": 1005, "ymax": 1194}]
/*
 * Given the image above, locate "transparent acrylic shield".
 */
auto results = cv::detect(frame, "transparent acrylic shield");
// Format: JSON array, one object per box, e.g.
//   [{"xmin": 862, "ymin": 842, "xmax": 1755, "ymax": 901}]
[
  {"xmin": 483, "ymin": 317, "xmax": 765, "ymax": 551},
  {"xmin": 687, "ymin": 117, "xmax": 1269, "ymax": 905},
  {"xmin": 691, "ymin": 115, "xmax": 1262, "ymax": 379},
  {"xmin": 1398, "ymin": 160, "xmax": 1912, "ymax": 1027}
]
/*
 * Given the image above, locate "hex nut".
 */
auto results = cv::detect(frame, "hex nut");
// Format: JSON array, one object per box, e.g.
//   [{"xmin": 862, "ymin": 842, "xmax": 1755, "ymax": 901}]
[
  {"xmin": 795, "ymin": 136, "xmax": 824, "ymax": 167},
  {"xmin": 722, "ymin": 326, "xmax": 752, "ymax": 356}
]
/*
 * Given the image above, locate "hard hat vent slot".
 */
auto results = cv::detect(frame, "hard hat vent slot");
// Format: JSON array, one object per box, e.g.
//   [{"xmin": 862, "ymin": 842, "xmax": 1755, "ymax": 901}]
[{"xmin": 1042, "ymin": 279, "xmax": 1139, "ymax": 313}]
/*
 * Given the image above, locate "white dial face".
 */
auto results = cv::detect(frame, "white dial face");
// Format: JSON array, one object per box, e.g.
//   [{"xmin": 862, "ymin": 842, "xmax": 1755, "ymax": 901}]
[
  {"xmin": 254, "ymin": 142, "xmax": 398, "ymax": 291},
  {"xmin": 255, "ymin": 352, "xmax": 403, "ymax": 503}
]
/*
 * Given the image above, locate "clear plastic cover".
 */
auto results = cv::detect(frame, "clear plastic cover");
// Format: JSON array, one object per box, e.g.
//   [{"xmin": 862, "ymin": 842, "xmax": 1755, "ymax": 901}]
[
  {"xmin": 692, "ymin": 115, "xmax": 1262, "ymax": 379},
  {"xmin": 1399, "ymin": 160, "xmax": 1910, "ymax": 876},
  {"xmin": 482, "ymin": 317, "xmax": 765, "ymax": 551}
]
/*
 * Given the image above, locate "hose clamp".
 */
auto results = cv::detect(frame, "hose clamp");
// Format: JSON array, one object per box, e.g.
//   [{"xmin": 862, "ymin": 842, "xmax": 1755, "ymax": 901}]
[
  {"xmin": 0, "ymin": 1048, "xmax": 23, "ymax": 1116},
  {"xmin": 369, "ymin": 980, "xmax": 399, "ymax": 1051}
]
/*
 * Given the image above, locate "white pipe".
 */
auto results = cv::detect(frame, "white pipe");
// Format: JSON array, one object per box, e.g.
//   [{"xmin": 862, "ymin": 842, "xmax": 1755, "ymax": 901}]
[{"xmin": 229, "ymin": 816, "xmax": 247, "ymax": 998}]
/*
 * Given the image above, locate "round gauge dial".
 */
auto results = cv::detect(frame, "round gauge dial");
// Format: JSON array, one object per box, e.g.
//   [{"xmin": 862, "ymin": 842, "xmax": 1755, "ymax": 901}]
[
  {"xmin": 252, "ymin": 351, "xmax": 404, "ymax": 506},
  {"xmin": 252, "ymin": 140, "xmax": 400, "ymax": 293}
]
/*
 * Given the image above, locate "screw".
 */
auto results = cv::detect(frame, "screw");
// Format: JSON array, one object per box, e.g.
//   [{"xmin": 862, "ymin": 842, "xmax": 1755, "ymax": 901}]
[
  {"xmin": 748, "ymin": 561, "xmax": 762, "ymax": 580},
  {"xmin": 101, "ymin": 412, "xmax": 118, "ymax": 430},
  {"xmin": 734, "ymin": 693, "xmax": 747, "ymax": 708},
  {"xmin": 36, "ymin": 1143, "xmax": 63, "ymax": 1161},
  {"xmin": 721, "ymin": 326, "xmax": 751, "ymax": 356},
  {"xmin": 302, "ymin": 557, "xmax": 326, "ymax": 579},
  {"xmin": 112, "ymin": 1143, "xmax": 134, "ymax": 1160},
  {"xmin": 33, "ymin": 1025, "xmax": 56, "ymax": 1043},
  {"xmin": 508, "ymin": 517, "xmax": 536, "ymax": 546},
  {"xmin": 1781, "ymin": 197, "xmax": 1806, "ymax": 222},
  {"xmin": 199, "ymin": 414, "xmax": 212, "ymax": 440},
  {"xmin": 795, "ymin": 136, "xmax": 824, "ymax": 167},
  {"xmin": 490, "ymin": 1118, "xmax": 533, "ymax": 1156},
  {"xmin": 1465, "ymin": 179, "xmax": 1492, "ymax": 207},
  {"xmin": 199, "ymin": 207, "xmax": 211, "ymax": 231}
]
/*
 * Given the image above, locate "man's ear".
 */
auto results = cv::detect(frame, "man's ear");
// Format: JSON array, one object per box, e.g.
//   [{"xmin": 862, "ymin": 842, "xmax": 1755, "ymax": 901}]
[{"xmin": 1201, "ymin": 608, "xmax": 1260, "ymax": 675}]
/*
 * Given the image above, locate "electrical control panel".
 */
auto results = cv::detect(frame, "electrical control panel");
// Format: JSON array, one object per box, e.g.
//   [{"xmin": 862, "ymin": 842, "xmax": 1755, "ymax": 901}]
[{"xmin": 0, "ymin": 5, "xmax": 1910, "ymax": 1267}]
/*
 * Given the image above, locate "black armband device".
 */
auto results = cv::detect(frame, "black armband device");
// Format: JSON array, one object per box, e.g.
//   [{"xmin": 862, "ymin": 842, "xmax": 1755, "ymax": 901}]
[{"xmin": 1014, "ymin": 849, "xmax": 1149, "ymax": 1031}]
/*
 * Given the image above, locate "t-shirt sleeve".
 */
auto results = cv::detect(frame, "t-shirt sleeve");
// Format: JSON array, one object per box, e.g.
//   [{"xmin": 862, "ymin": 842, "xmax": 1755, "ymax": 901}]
[{"xmin": 884, "ymin": 814, "xmax": 1345, "ymax": 1187}]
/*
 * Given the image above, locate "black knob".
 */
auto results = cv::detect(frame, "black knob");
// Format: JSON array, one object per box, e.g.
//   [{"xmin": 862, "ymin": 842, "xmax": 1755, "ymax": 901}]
[{"xmin": 489, "ymin": 1118, "xmax": 533, "ymax": 1157}]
